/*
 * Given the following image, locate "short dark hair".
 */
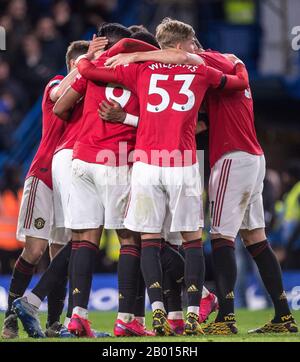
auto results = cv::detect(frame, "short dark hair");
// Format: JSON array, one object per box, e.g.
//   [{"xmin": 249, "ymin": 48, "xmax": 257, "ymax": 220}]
[
  {"xmin": 128, "ymin": 25, "xmax": 149, "ymax": 34},
  {"xmin": 66, "ymin": 40, "xmax": 89, "ymax": 71},
  {"xmin": 131, "ymin": 31, "xmax": 160, "ymax": 48},
  {"xmin": 97, "ymin": 23, "xmax": 132, "ymax": 50}
]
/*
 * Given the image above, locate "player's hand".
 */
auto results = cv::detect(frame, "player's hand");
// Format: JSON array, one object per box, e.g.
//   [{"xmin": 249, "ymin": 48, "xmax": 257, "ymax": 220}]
[
  {"xmin": 88, "ymin": 34, "xmax": 108, "ymax": 54},
  {"xmin": 98, "ymin": 99, "xmax": 126, "ymax": 123},
  {"xmin": 196, "ymin": 121, "xmax": 208, "ymax": 135},
  {"xmin": 104, "ymin": 53, "xmax": 136, "ymax": 68}
]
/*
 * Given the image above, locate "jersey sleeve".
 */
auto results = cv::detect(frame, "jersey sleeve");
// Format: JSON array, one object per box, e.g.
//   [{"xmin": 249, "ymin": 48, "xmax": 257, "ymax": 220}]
[
  {"xmin": 78, "ymin": 58, "xmax": 120, "ymax": 84},
  {"xmin": 205, "ymin": 66, "xmax": 224, "ymax": 88},
  {"xmin": 106, "ymin": 38, "xmax": 158, "ymax": 57},
  {"xmin": 71, "ymin": 74, "xmax": 87, "ymax": 95},
  {"xmin": 77, "ymin": 57, "xmax": 139, "ymax": 93},
  {"xmin": 45, "ymin": 76, "xmax": 63, "ymax": 103},
  {"xmin": 114, "ymin": 64, "xmax": 139, "ymax": 93},
  {"xmin": 204, "ymin": 63, "xmax": 249, "ymax": 91},
  {"xmin": 223, "ymin": 63, "xmax": 249, "ymax": 91}
]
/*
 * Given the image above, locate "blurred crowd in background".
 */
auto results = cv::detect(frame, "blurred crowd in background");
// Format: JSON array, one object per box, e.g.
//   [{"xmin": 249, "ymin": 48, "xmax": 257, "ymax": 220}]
[{"xmin": 0, "ymin": 0, "xmax": 300, "ymax": 307}]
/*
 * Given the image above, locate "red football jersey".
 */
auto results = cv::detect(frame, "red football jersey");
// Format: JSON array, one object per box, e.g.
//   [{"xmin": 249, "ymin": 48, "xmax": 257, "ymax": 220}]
[
  {"xmin": 72, "ymin": 54, "xmax": 138, "ymax": 166},
  {"xmin": 55, "ymin": 97, "xmax": 84, "ymax": 154},
  {"xmin": 113, "ymin": 62, "xmax": 224, "ymax": 166},
  {"xmin": 200, "ymin": 50, "xmax": 263, "ymax": 168},
  {"xmin": 26, "ymin": 75, "xmax": 65, "ymax": 189}
]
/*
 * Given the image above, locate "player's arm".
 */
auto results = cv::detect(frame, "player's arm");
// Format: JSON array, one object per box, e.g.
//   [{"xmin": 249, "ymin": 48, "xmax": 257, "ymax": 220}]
[
  {"xmin": 77, "ymin": 57, "xmax": 120, "ymax": 84},
  {"xmin": 50, "ymin": 36, "xmax": 107, "ymax": 102},
  {"xmin": 196, "ymin": 120, "xmax": 208, "ymax": 134},
  {"xmin": 50, "ymin": 69, "xmax": 79, "ymax": 102},
  {"xmin": 106, "ymin": 38, "xmax": 158, "ymax": 57},
  {"xmin": 105, "ymin": 49, "xmax": 205, "ymax": 68},
  {"xmin": 196, "ymin": 110, "xmax": 208, "ymax": 135},
  {"xmin": 53, "ymin": 87, "xmax": 82, "ymax": 121},
  {"xmin": 222, "ymin": 63, "xmax": 249, "ymax": 90},
  {"xmin": 98, "ymin": 99, "xmax": 139, "ymax": 127},
  {"xmin": 207, "ymin": 63, "xmax": 249, "ymax": 91}
]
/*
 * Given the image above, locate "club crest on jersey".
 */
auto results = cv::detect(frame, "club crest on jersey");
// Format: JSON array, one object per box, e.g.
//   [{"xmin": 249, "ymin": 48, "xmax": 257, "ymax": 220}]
[{"xmin": 34, "ymin": 217, "xmax": 45, "ymax": 229}]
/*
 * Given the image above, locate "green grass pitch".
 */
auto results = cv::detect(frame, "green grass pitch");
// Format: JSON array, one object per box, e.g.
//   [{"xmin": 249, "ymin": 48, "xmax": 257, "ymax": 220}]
[{"xmin": 1, "ymin": 309, "xmax": 300, "ymax": 342}]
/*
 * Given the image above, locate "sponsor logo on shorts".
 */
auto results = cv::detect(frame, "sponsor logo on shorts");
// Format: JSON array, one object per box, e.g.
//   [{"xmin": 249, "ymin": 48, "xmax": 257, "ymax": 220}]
[{"xmin": 34, "ymin": 217, "xmax": 45, "ymax": 229}]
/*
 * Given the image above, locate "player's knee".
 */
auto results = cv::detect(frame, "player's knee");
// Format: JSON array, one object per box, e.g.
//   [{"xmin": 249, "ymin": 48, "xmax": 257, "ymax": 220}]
[
  {"xmin": 22, "ymin": 243, "xmax": 46, "ymax": 264},
  {"xmin": 181, "ymin": 229, "xmax": 203, "ymax": 242},
  {"xmin": 117, "ymin": 228, "xmax": 139, "ymax": 246},
  {"xmin": 240, "ymin": 228, "xmax": 266, "ymax": 246}
]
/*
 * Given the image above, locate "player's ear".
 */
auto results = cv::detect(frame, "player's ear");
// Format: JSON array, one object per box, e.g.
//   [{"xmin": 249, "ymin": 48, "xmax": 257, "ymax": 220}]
[{"xmin": 69, "ymin": 59, "xmax": 76, "ymax": 70}]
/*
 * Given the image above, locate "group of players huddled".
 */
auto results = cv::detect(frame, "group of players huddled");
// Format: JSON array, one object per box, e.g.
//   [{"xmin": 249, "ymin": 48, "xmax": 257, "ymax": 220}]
[{"xmin": 1, "ymin": 18, "xmax": 298, "ymax": 339}]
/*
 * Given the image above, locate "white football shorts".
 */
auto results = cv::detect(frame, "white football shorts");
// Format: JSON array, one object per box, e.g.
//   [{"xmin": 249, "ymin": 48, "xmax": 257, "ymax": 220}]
[
  {"xmin": 124, "ymin": 162, "xmax": 204, "ymax": 233},
  {"xmin": 69, "ymin": 159, "xmax": 131, "ymax": 230},
  {"xmin": 17, "ymin": 176, "xmax": 53, "ymax": 242},
  {"xmin": 209, "ymin": 151, "xmax": 266, "ymax": 239},
  {"xmin": 51, "ymin": 149, "xmax": 73, "ymax": 245}
]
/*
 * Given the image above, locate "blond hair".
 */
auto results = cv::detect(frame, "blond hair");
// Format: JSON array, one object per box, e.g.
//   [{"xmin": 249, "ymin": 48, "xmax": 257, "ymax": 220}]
[{"xmin": 155, "ymin": 18, "xmax": 195, "ymax": 49}]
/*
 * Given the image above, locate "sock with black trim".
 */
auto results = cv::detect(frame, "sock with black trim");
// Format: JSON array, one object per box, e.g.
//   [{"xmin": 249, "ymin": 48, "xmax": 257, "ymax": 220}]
[
  {"xmin": 247, "ymin": 240, "xmax": 291, "ymax": 322},
  {"xmin": 66, "ymin": 240, "xmax": 80, "ymax": 318},
  {"xmin": 6, "ymin": 256, "xmax": 35, "ymax": 317},
  {"xmin": 118, "ymin": 245, "xmax": 141, "ymax": 317},
  {"xmin": 161, "ymin": 241, "xmax": 184, "ymax": 314},
  {"xmin": 72, "ymin": 240, "xmax": 98, "ymax": 310},
  {"xmin": 183, "ymin": 239, "xmax": 205, "ymax": 314},
  {"xmin": 141, "ymin": 238, "xmax": 164, "ymax": 306},
  {"xmin": 211, "ymin": 238, "xmax": 236, "ymax": 322},
  {"xmin": 133, "ymin": 270, "xmax": 146, "ymax": 321}
]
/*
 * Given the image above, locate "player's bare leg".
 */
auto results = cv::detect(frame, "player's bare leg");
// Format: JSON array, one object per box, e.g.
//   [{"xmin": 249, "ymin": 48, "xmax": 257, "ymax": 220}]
[
  {"xmin": 241, "ymin": 228, "xmax": 298, "ymax": 333},
  {"xmin": 181, "ymin": 230, "xmax": 205, "ymax": 335},
  {"xmin": 1, "ymin": 236, "xmax": 48, "ymax": 339},
  {"xmin": 49, "ymin": 243, "xmax": 63, "ymax": 259}
]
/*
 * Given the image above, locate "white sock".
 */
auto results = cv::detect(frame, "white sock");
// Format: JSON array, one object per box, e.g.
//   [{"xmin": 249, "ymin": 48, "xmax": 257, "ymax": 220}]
[
  {"xmin": 72, "ymin": 306, "xmax": 88, "ymax": 319},
  {"xmin": 187, "ymin": 306, "xmax": 199, "ymax": 315},
  {"xmin": 202, "ymin": 286, "xmax": 210, "ymax": 298},
  {"xmin": 25, "ymin": 292, "xmax": 42, "ymax": 309},
  {"xmin": 64, "ymin": 317, "xmax": 70, "ymax": 328},
  {"xmin": 151, "ymin": 301, "xmax": 166, "ymax": 313},
  {"xmin": 135, "ymin": 316, "xmax": 145, "ymax": 326},
  {"xmin": 168, "ymin": 311, "xmax": 184, "ymax": 320},
  {"xmin": 117, "ymin": 313, "xmax": 134, "ymax": 323}
]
